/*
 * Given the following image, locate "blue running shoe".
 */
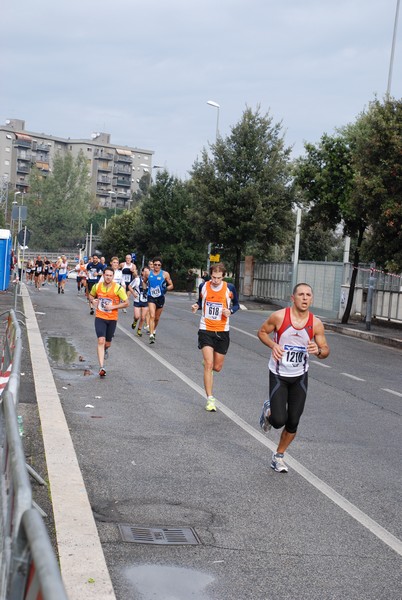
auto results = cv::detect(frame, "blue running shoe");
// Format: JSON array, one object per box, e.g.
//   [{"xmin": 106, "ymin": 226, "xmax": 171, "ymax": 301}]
[{"xmin": 259, "ymin": 399, "xmax": 271, "ymax": 432}]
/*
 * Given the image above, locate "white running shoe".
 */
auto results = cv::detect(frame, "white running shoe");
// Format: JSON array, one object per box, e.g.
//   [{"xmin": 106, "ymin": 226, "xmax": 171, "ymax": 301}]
[
  {"xmin": 271, "ymin": 452, "xmax": 289, "ymax": 473},
  {"xmin": 205, "ymin": 396, "xmax": 217, "ymax": 412}
]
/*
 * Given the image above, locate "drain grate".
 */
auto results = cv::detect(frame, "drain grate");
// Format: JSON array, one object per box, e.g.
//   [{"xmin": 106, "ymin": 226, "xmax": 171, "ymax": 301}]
[{"xmin": 118, "ymin": 524, "xmax": 200, "ymax": 545}]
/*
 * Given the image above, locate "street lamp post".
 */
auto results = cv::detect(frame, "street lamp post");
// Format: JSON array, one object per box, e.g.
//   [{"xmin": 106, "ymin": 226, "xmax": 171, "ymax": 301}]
[
  {"xmin": 11, "ymin": 192, "xmax": 21, "ymax": 248},
  {"xmin": 108, "ymin": 190, "xmax": 117, "ymax": 216},
  {"xmin": 140, "ymin": 163, "xmax": 164, "ymax": 189},
  {"xmin": 1, "ymin": 176, "xmax": 10, "ymax": 226},
  {"xmin": 17, "ymin": 191, "xmax": 25, "ymax": 233},
  {"xmin": 206, "ymin": 100, "xmax": 221, "ymax": 272},
  {"xmin": 291, "ymin": 207, "xmax": 302, "ymax": 295},
  {"xmin": 387, "ymin": 0, "xmax": 400, "ymax": 97},
  {"xmin": 207, "ymin": 100, "xmax": 220, "ymax": 140}
]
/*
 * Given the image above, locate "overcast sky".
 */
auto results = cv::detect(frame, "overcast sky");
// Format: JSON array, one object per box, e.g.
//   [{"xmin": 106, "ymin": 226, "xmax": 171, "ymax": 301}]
[{"xmin": 1, "ymin": 1, "xmax": 401, "ymax": 178}]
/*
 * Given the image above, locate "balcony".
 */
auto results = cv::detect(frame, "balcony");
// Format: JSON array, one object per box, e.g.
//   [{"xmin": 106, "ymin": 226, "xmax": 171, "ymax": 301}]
[
  {"xmin": 36, "ymin": 153, "xmax": 50, "ymax": 162},
  {"xmin": 17, "ymin": 163, "xmax": 30, "ymax": 174},
  {"xmin": 114, "ymin": 165, "xmax": 131, "ymax": 175},
  {"xmin": 94, "ymin": 149, "xmax": 114, "ymax": 160},
  {"xmin": 114, "ymin": 154, "xmax": 132, "ymax": 164},
  {"xmin": 96, "ymin": 188, "xmax": 111, "ymax": 196},
  {"xmin": 36, "ymin": 143, "xmax": 50, "ymax": 152},
  {"xmin": 14, "ymin": 139, "xmax": 31, "ymax": 148},
  {"xmin": 36, "ymin": 161, "xmax": 50, "ymax": 171},
  {"xmin": 97, "ymin": 164, "xmax": 112, "ymax": 172},
  {"xmin": 117, "ymin": 190, "xmax": 131, "ymax": 199},
  {"xmin": 116, "ymin": 177, "xmax": 131, "ymax": 187},
  {"xmin": 97, "ymin": 175, "xmax": 112, "ymax": 184},
  {"xmin": 17, "ymin": 152, "xmax": 32, "ymax": 162}
]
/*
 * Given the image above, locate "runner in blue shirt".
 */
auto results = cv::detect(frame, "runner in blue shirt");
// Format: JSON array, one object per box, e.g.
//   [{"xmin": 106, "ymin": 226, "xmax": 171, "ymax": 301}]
[{"xmin": 147, "ymin": 257, "xmax": 173, "ymax": 344}]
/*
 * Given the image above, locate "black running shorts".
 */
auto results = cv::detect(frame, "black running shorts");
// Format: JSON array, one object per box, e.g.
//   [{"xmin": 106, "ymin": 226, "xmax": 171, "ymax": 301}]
[
  {"xmin": 147, "ymin": 296, "xmax": 165, "ymax": 309},
  {"xmin": 198, "ymin": 330, "xmax": 230, "ymax": 355},
  {"xmin": 95, "ymin": 318, "xmax": 117, "ymax": 342}
]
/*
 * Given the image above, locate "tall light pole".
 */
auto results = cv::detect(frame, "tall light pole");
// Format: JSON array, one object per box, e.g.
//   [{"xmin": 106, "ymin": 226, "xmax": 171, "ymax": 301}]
[
  {"xmin": 387, "ymin": 0, "xmax": 400, "ymax": 97},
  {"xmin": 140, "ymin": 163, "xmax": 164, "ymax": 189},
  {"xmin": 17, "ymin": 191, "xmax": 25, "ymax": 233},
  {"xmin": 206, "ymin": 101, "xmax": 220, "ymax": 272},
  {"xmin": 11, "ymin": 191, "xmax": 21, "ymax": 245},
  {"xmin": 1, "ymin": 176, "xmax": 9, "ymax": 226},
  {"xmin": 291, "ymin": 207, "xmax": 302, "ymax": 295},
  {"xmin": 108, "ymin": 190, "xmax": 117, "ymax": 216},
  {"xmin": 207, "ymin": 100, "xmax": 220, "ymax": 140}
]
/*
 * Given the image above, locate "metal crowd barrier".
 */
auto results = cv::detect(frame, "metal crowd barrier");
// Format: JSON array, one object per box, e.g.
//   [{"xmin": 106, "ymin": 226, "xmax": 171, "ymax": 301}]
[{"xmin": 0, "ymin": 309, "xmax": 68, "ymax": 599}]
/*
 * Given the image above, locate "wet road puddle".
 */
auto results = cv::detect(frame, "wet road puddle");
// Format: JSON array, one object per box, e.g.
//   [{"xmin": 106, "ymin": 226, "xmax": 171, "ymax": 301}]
[
  {"xmin": 123, "ymin": 565, "xmax": 214, "ymax": 599},
  {"xmin": 46, "ymin": 337, "xmax": 78, "ymax": 365}
]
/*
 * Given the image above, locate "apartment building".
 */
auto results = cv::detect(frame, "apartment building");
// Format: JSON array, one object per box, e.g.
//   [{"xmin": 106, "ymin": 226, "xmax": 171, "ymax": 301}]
[{"xmin": 0, "ymin": 118, "xmax": 154, "ymax": 209}]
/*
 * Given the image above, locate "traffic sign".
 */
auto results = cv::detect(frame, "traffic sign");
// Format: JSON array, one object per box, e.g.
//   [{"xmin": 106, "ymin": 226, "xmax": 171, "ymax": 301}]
[{"xmin": 17, "ymin": 228, "xmax": 31, "ymax": 246}]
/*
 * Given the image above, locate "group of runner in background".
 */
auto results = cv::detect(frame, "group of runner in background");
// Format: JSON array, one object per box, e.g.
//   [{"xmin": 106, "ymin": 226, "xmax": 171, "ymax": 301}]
[
  {"xmin": 25, "ymin": 253, "xmax": 175, "ymax": 340},
  {"xmin": 82, "ymin": 254, "xmax": 173, "ymax": 378},
  {"xmin": 25, "ymin": 254, "xmax": 69, "ymax": 292}
]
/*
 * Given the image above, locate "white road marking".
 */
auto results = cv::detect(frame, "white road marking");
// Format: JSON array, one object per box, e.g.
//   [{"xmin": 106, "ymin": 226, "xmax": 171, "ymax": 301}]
[
  {"xmin": 119, "ymin": 322, "xmax": 402, "ymax": 558},
  {"xmin": 310, "ymin": 360, "xmax": 331, "ymax": 368},
  {"xmin": 381, "ymin": 388, "xmax": 402, "ymax": 398},
  {"xmin": 230, "ymin": 325, "xmax": 258, "ymax": 339},
  {"xmin": 340, "ymin": 372, "xmax": 366, "ymax": 381}
]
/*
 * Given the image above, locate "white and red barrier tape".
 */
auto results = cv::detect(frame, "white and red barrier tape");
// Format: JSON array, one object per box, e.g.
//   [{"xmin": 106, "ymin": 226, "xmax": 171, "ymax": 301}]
[{"xmin": 0, "ymin": 364, "xmax": 12, "ymax": 396}]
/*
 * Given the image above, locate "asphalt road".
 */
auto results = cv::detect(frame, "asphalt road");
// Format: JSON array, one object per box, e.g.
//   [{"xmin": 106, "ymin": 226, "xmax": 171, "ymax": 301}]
[{"xmin": 24, "ymin": 282, "xmax": 402, "ymax": 600}]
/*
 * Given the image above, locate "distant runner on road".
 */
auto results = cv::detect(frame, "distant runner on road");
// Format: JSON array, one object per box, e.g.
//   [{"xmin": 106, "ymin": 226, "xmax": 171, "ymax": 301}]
[
  {"xmin": 57, "ymin": 255, "xmax": 68, "ymax": 295},
  {"xmin": 128, "ymin": 267, "xmax": 150, "ymax": 336},
  {"xmin": 147, "ymin": 257, "xmax": 173, "ymax": 344},
  {"xmin": 86, "ymin": 255, "xmax": 104, "ymax": 315},
  {"xmin": 89, "ymin": 266, "xmax": 129, "ymax": 378}
]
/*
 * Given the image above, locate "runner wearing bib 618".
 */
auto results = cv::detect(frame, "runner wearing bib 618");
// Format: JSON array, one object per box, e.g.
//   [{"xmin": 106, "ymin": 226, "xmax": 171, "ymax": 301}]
[{"xmin": 192, "ymin": 262, "xmax": 239, "ymax": 412}]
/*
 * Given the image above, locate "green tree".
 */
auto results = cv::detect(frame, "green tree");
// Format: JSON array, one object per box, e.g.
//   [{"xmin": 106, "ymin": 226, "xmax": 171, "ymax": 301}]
[
  {"xmin": 99, "ymin": 208, "xmax": 141, "ymax": 260},
  {"xmin": 294, "ymin": 133, "xmax": 363, "ymax": 323},
  {"xmin": 27, "ymin": 151, "xmax": 91, "ymax": 250},
  {"xmin": 294, "ymin": 98, "xmax": 402, "ymax": 322},
  {"xmin": 299, "ymin": 212, "xmax": 344, "ymax": 261},
  {"xmin": 348, "ymin": 98, "xmax": 402, "ymax": 272},
  {"xmin": 132, "ymin": 174, "xmax": 151, "ymax": 206},
  {"xmin": 189, "ymin": 106, "xmax": 294, "ymax": 289},
  {"xmin": 134, "ymin": 170, "xmax": 206, "ymax": 273}
]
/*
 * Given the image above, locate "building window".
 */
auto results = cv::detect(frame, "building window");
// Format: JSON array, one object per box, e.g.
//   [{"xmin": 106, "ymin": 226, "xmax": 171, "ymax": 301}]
[
  {"xmin": 4, "ymin": 160, "xmax": 10, "ymax": 166},
  {"xmin": 5, "ymin": 147, "xmax": 10, "ymax": 152}
]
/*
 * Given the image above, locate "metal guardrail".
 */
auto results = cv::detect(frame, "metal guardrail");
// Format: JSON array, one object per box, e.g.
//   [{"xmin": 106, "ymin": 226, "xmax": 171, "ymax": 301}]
[
  {"xmin": 0, "ymin": 309, "xmax": 68, "ymax": 599},
  {"xmin": 240, "ymin": 260, "xmax": 402, "ymax": 322}
]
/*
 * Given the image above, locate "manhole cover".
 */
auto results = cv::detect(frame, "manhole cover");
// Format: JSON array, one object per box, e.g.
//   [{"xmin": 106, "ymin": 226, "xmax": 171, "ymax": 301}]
[{"xmin": 118, "ymin": 524, "xmax": 200, "ymax": 545}]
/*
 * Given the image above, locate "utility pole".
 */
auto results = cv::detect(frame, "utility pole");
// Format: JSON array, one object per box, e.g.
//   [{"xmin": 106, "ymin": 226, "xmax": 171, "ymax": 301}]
[{"xmin": 0, "ymin": 176, "xmax": 9, "ymax": 225}]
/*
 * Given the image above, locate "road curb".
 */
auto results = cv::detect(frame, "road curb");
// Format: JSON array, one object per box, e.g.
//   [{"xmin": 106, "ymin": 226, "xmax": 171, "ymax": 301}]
[
  {"xmin": 21, "ymin": 285, "xmax": 117, "ymax": 600},
  {"xmin": 323, "ymin": 322, "xmax": 402, "ymax": 350}
]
